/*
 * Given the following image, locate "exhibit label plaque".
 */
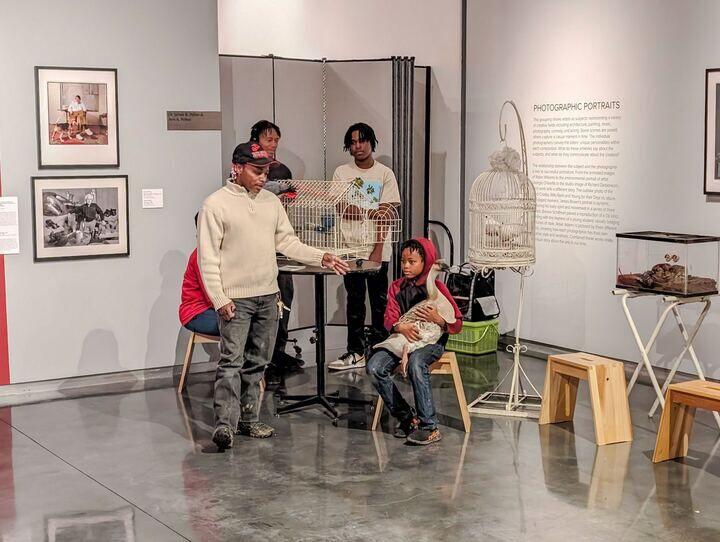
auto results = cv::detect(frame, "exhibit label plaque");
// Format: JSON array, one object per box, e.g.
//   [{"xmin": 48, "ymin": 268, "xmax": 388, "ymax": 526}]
[{"xmin": 166, "ymin": 111, "xmax": 221, "ymax": 131}]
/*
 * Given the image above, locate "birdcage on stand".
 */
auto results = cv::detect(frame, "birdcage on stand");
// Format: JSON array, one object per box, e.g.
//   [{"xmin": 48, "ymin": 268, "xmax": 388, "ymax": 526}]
[
  {"xmin": 281, "ymin": 180, "xmax": 402, "ymax": 259},
  {"xmin": 466, "ymin": 100, "xmax": 542, "ymax": 419}
]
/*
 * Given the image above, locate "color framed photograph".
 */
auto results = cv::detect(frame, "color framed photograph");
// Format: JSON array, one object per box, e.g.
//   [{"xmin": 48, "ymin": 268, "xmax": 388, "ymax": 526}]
[
  {"xmin": 31, "ymin": 175, "xmax": 129, "ymax": 262},
  {"xmin": 35, "ymin": 66, "xmax": 119, "ymax": 169}
]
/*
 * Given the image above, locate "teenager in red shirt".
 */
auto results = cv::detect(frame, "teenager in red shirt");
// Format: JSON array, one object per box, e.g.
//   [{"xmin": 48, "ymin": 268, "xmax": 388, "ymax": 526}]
[{"xmin": 179, "ymin": 214, "xmax": 218, "ymax": 336}]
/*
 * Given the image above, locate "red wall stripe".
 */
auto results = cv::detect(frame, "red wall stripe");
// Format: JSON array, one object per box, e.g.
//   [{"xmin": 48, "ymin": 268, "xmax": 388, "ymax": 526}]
[{"xmin": 0, "ymin": 413, "xmax": 15, "ymax": 527}]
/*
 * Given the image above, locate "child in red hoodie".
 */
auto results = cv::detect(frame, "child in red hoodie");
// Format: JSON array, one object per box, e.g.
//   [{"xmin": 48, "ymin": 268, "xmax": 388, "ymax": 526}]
[{"xmin": 366, "ymin": 238, "xmax": 462, "ymax": 445}]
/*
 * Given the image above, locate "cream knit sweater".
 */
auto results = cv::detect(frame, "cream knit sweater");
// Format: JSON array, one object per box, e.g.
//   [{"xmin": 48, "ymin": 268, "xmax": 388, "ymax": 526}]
[{"xmin": 198, "ymin": 181, "xmax": 324, "ymax": 309}]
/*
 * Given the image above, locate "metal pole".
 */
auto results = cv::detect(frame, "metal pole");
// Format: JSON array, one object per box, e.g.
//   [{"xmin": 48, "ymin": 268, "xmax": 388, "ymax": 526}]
[
  {"xmin": 321, "ymin": 58, "xmax": 327, "ymax": 180},
  {"xmin": 315, "ymin": 274, "xmax": 326, "ymax": 395}
]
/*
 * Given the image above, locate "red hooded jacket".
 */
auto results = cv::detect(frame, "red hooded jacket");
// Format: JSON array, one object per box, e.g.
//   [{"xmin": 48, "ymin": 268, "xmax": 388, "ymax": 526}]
[{"xmin": 384, "ymin": 237, "xmax": 463, "ymax": 336}]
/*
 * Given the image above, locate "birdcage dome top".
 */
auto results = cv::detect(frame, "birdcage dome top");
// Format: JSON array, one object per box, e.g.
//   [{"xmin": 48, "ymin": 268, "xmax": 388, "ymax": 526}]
[{"xmin": 470, "ymin": 146, "xmax": 536, "ymax": 206}]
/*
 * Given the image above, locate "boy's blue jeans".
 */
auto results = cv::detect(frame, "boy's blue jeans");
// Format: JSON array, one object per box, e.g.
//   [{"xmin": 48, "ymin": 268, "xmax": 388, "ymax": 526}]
[
  {"xmin": 214, "ymin": 294, "xmax": 279, "ymax": 430},
  {"xmin": 366, "ymin": 343, "xmax": 444, "ymax": 430},
  {"xmin": 184, "ymin": 308, "xmax": 220, "ymax": 336}
]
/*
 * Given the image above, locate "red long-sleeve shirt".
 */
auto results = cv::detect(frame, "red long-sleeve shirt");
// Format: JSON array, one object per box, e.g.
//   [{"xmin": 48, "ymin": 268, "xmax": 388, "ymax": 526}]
[{"xmin": 178, "ymin": 248, "xmax": 213, "ymax": 326}]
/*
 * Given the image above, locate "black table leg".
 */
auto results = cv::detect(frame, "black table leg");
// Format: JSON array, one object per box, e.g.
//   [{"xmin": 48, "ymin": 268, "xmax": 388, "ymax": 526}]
[
  {"xmin": 276, "ymin": 273, "xmax": 372, "ymax": 420},
  {"xmin": 276, "ymin": 274, "xmax": 339, "ymax": 419}
]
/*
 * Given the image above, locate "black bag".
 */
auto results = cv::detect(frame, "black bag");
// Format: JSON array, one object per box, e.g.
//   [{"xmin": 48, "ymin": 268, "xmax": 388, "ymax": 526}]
[{"xmin": 444, "ymin": 263, "xmax": 498, "ymax": 321}]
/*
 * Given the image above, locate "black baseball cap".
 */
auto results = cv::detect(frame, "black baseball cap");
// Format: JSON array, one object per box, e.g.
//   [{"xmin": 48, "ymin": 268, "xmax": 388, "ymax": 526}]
[{"xmin": 232, "ymin": 141, "xmax": 273, "ymax": 166}]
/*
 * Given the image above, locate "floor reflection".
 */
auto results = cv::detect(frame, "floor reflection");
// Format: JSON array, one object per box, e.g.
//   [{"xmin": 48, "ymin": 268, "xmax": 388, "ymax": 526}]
[
  {"xmin": 538, "ymin": 422, "xmax": 630, "ymax": 510},
  {"xmin": 47, "ymin": 507, "xmax": 135, "ymax": 542},
  {"xmin": 650, "ymin": 439, "xmax": 720, "ymax": 540},
  {"xmin": 4, "ymin": 352, "xmax": 720, "ymax": 540}
]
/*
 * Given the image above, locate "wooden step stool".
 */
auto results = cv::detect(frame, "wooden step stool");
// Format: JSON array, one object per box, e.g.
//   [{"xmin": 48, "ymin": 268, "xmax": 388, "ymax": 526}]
[
  {"xmin": 178, "ymin": 332, "xmax": 266, "ymax": 395},
  {"xmin": 539, "ymin": 352, "xmax": 632, "ymax": 445},
  {"xmin": 653, "ymin": 379, "xmax": 720, "ymax": 463},
  {"xmin": 178, "ymin": 332, "xmax": 220, "ymax": 394},
  {"xmin": 371, "ymin": 351, "xmax": 471, "ymax": 433}
]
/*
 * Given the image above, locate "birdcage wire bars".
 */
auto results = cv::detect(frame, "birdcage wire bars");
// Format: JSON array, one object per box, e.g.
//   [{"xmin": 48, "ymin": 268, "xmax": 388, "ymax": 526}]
[
  {"xmin": 468, "ymin": 101, "xmax": 536, "ymax": 270},
  {"xmin": 282, "ymin": 180, "xmax": 401, "ymax": 258},
  {"xmin": 468, "ymin": 150, "xmax": 536, "ymax": 269}
]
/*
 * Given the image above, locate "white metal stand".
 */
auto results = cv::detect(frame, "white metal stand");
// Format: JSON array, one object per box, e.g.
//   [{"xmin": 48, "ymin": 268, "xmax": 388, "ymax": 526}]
[
  {"xmin": 468, "ymin": 267, "xmax": 542, "ymax": 418},
  {"xmin": 614, "ymin": 288, "xmax": 720, "ymax": 429}
]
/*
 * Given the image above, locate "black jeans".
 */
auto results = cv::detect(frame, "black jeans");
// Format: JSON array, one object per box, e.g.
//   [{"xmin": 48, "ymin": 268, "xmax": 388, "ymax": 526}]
[
  {"xmin": 274, "ymin": 273, "xmax": 294, "ymax": 354},
  {"xmin": 366, "ymin": 343, "xmax": 445, "ymax": 429},
  {"xmin": 343, "ymin": 261, "xmax": 389, "ymax": 355},
  {"xmin": 214, "ymin": 294, "xmax": 279, "ymax": 429}
]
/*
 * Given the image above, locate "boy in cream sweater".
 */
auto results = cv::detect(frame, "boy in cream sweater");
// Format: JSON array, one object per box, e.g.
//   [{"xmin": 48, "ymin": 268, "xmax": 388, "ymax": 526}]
[{"xmin": 198, "ymin": 141, "xmax": 349, "ymax": 451}]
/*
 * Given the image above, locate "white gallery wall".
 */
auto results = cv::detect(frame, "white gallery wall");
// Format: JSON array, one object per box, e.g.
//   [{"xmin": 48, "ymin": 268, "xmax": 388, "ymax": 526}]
[
  {"xmin": 467, "ymin": 0, "xmax": 720, "ymax": 377},
  {"xmin": 0, "ymin": 0, "xmax": 221, "ymax": 383}
]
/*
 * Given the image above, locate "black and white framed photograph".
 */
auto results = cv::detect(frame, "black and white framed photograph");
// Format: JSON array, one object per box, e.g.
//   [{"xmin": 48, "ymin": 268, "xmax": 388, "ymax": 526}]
[
  {"xmin": 35, "ymin": 66, "xmax": 119, "ymax": 169},
  {"xmin": 31, "ymin": 175, "xmax": 129, "ymax": 262},
  {"xmin": 704, "ymin": 68, "xmax": 720, "ymax": 194}
]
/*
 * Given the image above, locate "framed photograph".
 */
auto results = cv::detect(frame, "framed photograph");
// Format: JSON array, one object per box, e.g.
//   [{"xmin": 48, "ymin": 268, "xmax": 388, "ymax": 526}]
[
  {"xmin": 35, "ymin": 66, "xmax": 119, "ymax": 169},
  {"xmin": 31, "ymin": 175, "xmax": 129, "ymax": 262},
  {"xmin": 704, "ymin": 69, "xmax": 720, "ymax": 194}
]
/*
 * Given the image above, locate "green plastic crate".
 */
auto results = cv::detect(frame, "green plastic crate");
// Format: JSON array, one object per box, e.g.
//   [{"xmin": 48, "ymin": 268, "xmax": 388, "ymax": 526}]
[{"xmin": 447, "ymin": 319, "xmax": 499, "ymax": 355}]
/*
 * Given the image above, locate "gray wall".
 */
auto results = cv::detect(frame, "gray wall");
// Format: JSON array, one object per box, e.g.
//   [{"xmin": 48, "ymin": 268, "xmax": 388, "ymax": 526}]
[
  {"xmin": 465, "ymin": 0, "xmax": 720, "ymax": 378},
  {"xmin": 0, "ymin": 0, "xmax": 221, "ymax": 383}
]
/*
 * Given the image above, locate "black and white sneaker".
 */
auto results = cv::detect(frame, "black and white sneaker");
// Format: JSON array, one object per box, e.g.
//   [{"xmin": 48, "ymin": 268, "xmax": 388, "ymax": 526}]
[
  {"xmin": 328, "ymin": 352, "xmax": 366, "ymax": 371},
  {"xmin": 394, "ymin": 414, "xmax": 419, "ymax": 439}
]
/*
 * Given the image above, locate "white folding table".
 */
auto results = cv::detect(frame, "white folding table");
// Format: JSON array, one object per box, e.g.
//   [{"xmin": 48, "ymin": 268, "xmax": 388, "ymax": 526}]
[{"xmin": 613, "ymin": 288, "xmax": 720, "ymax": 429}]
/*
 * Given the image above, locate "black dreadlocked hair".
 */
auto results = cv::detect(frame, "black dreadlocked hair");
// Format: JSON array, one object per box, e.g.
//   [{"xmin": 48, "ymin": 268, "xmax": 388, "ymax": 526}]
[
  {"xmin": 250, "ymin": 120, "xmax": 281, "ymax": 142},
  {"xmin": 343, "ymin": 122, "xmax": 378, "ymax": 152}
]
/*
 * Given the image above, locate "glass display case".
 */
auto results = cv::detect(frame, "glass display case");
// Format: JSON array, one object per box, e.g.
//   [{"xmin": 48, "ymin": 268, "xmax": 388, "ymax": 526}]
[{"xmin": 616, "ymin": 231, "xmax": 720, "ymax": 297}]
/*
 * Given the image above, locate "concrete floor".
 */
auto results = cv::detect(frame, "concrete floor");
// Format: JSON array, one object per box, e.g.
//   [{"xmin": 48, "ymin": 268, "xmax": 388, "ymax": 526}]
[{"xmin": 1, "ymin": 350, "xmax": 720, "ymax": 541}]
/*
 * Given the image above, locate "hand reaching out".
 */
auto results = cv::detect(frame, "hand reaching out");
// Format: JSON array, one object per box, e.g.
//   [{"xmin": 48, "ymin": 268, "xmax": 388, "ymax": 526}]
[{"xmin": 322, "ymin": 253, "xmax": 350, "ymax": 275}]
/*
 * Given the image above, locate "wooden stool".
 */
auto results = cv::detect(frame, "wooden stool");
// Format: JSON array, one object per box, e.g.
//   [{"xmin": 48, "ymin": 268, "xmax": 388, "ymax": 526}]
[
  {"xmin": 178, "ymin": 332, "xmax": 266, "ymax": 395},
  {"xmin": 371, "ymin": 351, "xmax": 471, "ymax": 433},
  {"xmin": 178, "ymin": 332, "xmax": 219, "ymax": 394},
  {"xmin": 539, "ymin": 352, "xmax": 632, "ymax": 445},
  {"xmin": 653, "ymin": 379, "xmax": 720, "ymax": 463}
]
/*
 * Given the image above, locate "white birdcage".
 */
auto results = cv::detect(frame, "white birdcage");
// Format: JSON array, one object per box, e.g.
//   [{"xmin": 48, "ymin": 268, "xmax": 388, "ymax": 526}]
[
  {"xmin": 282, "ymin": 180, "xmax": 401, "ymax": 258},
  {"xmin": 469, "ymin": 102, "xmax": 536, "ymax": 269},
  {"xmin": 466, "ymin": 101, "xmax": 541, "ymax": 421}
]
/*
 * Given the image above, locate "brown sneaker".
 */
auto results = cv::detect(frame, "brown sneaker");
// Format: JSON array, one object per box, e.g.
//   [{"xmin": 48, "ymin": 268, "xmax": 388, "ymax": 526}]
[
  {"xmin": 237, "ymin": 421, "xmax": 275, "ymax": 438},
  {"xmin": 406, "ymin": 428, "xmax": 442, "ymax": 445}
]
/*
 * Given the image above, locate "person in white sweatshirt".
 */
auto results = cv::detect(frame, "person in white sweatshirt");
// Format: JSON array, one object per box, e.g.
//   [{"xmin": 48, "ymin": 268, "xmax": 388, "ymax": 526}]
[{"xmin": 198, "ymin": 141, "xmax": 349, "ymax": 451}]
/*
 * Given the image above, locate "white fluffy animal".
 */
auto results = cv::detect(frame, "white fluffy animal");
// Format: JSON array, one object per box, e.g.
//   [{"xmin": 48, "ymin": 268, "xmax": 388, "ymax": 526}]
[{"xmin": 374, "ymin": 260, "xmax": 457, "ymax": 375}]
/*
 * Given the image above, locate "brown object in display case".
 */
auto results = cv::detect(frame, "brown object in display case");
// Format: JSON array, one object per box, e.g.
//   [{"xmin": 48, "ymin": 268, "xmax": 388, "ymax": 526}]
[
  {"xmin": 617, "ymin": 263, "xmax": 717, "ymax": 295},
  {"xmin": 616, "ymin": 231, "xmax": 720, "ymax": 297}
]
